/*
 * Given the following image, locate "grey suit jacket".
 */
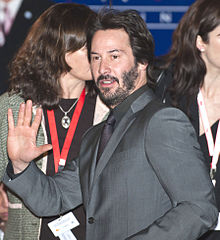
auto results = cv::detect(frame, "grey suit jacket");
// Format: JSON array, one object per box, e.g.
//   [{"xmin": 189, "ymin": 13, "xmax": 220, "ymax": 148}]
[{"xmin": 4, "ymin": 87, "xmax": 218, "ymax": 240}]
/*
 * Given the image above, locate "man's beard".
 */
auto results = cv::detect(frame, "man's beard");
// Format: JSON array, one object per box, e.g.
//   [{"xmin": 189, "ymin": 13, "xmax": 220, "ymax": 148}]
[{"xmin": 95, "ymin": 64, "xmax": 139, "ymax": 108}]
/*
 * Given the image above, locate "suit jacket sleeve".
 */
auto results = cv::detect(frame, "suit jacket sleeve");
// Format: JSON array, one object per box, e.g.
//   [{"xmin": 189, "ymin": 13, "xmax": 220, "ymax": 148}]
[
  {"xmin": 3, "ymin": 159, "xmax": 82, "ymax": 217},
  {"xmin": 127, "ymin": 107, "xmax": 218, "ymax": 240}
]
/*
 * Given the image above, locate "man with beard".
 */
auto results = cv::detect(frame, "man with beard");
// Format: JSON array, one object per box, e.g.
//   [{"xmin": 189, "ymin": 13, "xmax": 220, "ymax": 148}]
[{"xmin": 2, "ymin": 9, "xmax": 218, "ymax": 240}]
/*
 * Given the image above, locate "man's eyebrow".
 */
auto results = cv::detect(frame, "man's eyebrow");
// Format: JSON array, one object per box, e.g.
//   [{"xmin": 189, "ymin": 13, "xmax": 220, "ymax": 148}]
[
  {"xmin": 108, "ymin": 49, "xmax": 120, "ymax": 53},
  {"xmin": 90, "ymin": 51, "xmax": 98, "ymax": 55},
  {"xmin": 90, "ymin": 49, "xmax": 123, "ymax": 55}
]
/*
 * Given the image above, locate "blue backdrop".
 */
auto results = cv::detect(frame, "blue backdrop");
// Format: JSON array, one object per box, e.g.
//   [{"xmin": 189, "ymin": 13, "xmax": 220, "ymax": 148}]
[{"xmin": 53, "ymin": 0, "xmax": 195, "ymax": 56}]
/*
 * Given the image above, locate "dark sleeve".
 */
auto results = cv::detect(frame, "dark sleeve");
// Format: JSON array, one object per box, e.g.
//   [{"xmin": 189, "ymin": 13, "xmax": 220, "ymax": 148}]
[{"xmin": 6, "ymin": 160, "xmax": 30, "ymax": 180}]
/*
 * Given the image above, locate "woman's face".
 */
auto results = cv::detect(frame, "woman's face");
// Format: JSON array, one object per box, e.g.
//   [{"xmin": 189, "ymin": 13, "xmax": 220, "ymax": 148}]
[
  {"xmin": 198, "ymin": 25, "xmax": 220, "ymax": 72},
  {"xmin": 65, "ymin": 45, "xmax": 92, "ymax": 81}
]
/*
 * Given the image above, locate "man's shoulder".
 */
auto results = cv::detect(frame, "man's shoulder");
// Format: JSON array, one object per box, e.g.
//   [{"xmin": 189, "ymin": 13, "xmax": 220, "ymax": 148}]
[
  {"xmin": 137, "ymin": 98, "xmax": 170, "ymax": 122},
  {"xmin": 135, "ymin": 98, "xmax": 191, "ymax": 135},
  {"xmin": 146, "ymin": 103, "xmax": 192, "ymax": 132}
]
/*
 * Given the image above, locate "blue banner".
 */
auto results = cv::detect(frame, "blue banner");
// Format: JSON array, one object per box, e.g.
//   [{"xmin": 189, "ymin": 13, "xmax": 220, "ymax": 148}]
[{"xmin": 53, "ymin": 0, "xmax": 195, "ymax": 56}]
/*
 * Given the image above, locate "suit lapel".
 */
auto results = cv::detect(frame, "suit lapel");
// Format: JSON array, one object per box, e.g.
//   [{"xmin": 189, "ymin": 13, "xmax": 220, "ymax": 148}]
[
  {"xmin": 93, "ymin": 108, "xmax": 135, "ymax": 184},
  {"xmin": 91, "ymin": 87, "xmax": 156, "ymax": 186},
  {"xmin": 87, "ymin": 124, "xmax": 103, "ymax": 191}
]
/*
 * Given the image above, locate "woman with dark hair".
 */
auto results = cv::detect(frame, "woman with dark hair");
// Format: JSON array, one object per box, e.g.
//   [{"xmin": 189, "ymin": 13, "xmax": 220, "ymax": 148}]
[
  {"xmin": 0, "ymin": 3, "xmax": 108, "ymax": 240},
  {"xmin": 155, "ymin": 0, "xmax": 220, "ymax": 239}
]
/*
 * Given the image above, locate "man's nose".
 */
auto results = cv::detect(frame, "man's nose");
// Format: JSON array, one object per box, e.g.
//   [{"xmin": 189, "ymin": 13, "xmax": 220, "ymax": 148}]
[{"xmin": 98, "ymin": 59, "xmax": 111, "ymax": 75}]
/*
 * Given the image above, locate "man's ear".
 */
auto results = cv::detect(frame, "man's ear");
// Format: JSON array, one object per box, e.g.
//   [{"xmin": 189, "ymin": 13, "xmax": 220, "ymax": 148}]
[
  {"xmin": 65, "ymin": 52, "xmax": 71, "ymax": 66},
  {"xmin": 138, "ymin": 62, "xmax": 148, "ymax": 71},
  {"xmin": 196, "ymin": 35, "xmax": 205, "ymax": 52}
]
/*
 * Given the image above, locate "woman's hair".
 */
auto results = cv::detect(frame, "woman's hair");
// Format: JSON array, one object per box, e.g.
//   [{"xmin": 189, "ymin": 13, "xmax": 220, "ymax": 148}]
[
  {"xmin": 163, "ymin": 0, "xmax": 220, "ymax": 107},
  {"xmin": 9, "ymin": 3, "xmax": 97, "ymax": 108},
  {"xmin": 86, "ymin": 8, "xmax": 156, "ymax": 88}
]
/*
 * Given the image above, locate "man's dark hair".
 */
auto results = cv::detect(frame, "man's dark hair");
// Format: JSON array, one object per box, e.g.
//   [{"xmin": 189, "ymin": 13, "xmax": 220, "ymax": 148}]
[{"xmin": 87, "ymin": 9, "xmax": 156, "ymax": 88}]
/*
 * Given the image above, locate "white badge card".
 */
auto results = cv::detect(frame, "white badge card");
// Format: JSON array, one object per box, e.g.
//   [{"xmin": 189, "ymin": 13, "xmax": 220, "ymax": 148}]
[
  {"xmin": 214, "ymin": 213, "xmax": 220, "ymax": 231},
  {"xmin": 48, "ymin": 212, "xmax": 79, "ymax": 237},
  {"xmin": 59, "ymin": 230, "xmax": 77, "ymax": 240}
]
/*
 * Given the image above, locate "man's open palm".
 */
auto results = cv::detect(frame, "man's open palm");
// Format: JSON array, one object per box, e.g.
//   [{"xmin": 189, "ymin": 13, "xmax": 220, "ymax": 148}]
[{"xmin": 7, "ymin": 100, "xmax": 52, "ymax": 173}]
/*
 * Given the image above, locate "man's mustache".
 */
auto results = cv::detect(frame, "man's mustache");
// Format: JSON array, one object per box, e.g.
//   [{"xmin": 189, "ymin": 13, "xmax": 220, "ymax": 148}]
[{"xmin": 97, "ymin": 74, "xmax": 119, "ymax": 85}]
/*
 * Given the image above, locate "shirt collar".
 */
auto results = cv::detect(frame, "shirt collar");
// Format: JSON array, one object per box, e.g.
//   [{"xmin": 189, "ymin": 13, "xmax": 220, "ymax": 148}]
[{"xmin": 112, "ymin": 84, "xmax": 149, "ymax": 125}]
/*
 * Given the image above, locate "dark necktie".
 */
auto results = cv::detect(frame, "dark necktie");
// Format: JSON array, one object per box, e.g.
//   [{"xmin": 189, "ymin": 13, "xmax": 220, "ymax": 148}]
[{"xmin": 97, "ymin": 112, "xmax": 116, "ymax": 162}]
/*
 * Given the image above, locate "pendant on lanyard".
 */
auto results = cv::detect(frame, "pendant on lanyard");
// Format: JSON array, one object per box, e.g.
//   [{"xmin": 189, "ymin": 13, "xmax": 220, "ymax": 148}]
[
  {"xmin": 197, "ymin": 90, "xmax": 220, "ymax": 185},
  {"xmin": 47, "ymin": 88, "xmax": 86, "ymax": 173}
]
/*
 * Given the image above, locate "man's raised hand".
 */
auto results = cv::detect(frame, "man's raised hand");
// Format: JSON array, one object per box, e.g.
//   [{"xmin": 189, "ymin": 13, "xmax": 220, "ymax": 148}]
[{"xmin": 7, "ymin": 100, "xmax": 52, "ymax": 174}]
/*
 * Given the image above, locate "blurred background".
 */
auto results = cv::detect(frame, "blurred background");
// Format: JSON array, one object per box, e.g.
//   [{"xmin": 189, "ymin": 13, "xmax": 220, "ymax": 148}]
[
  {"xmin": 54, "ymin": 0, "xmax": 195, "ymax": 56},
  {"xmin": 0, "ymin": 0, "xmax": 195, "ymax": 94}
]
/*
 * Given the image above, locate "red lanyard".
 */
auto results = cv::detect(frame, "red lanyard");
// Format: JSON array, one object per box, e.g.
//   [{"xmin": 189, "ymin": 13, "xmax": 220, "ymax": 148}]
[
  {"xmin": 47, "ymin": 88, "xmax": 85, "ymax": 173},
  {"xmin": 197, "ymin": 90, "xmax": 220, "ymax": 183}
]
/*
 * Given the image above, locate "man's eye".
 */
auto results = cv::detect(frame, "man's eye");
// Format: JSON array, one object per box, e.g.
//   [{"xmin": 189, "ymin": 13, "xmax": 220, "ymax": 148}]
[
  {"xmin": 112, "ymin": 55, "xmax": 119, "ymax": 59},
  {"xmin": 92, "ymin": 56, "xmax": 100, "ymax": 61}
]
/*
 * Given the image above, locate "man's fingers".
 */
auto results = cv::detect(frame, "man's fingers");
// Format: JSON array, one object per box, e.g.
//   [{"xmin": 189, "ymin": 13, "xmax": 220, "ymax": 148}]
[
  {"xmin": 17, "ymin": 103, "xmax": 25, "ymax": 126},
  {"xmin": 37, "ymin": 144, "xmax": 53, "ymax": 157},
  {"xmin": 8, "ymin": 108, "xmax": 15, "ymax": 131},
  {"xmin": 32, "ymin": 107, "xmax": 42, "ymax": 132},
  {"xmin": 23, "ymin": 100, "xmax": 33, "ymax": 126}
]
